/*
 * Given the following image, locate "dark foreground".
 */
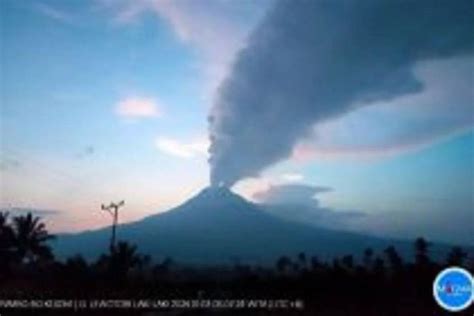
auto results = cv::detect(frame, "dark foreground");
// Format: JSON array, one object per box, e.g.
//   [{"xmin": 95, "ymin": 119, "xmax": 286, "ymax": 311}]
[
  {"xmin": 1, "ymin": 212, "xmax": 473, "ymax": 315},
  {"xmin": 2, "ymin": 243, "xmax": 473, "ymax": 315}
]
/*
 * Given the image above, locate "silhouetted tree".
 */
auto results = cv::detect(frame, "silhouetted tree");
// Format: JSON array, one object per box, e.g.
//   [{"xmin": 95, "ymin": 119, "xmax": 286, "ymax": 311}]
[
  {"xmin": 363, "ymin": 248, "xmax": 373, "ymax": 269},
  {"xmin": 291, "ymin": 262, "xmax": 300, "ymax": 273},
  {"xmin": 11, "ymin": 213, "xmax": 55, "ymax": 264},
  {"xmin": 66, "ymin": 254, "xmax": 88, "ymax": 267},
  {"xmin": 64, "ymin": 255, "xmax": 90, "ymax": 281},
  {"xmin": 0, "ymin": 222, "xmax": 458, "ymax": 316},
  {"xmin": 297, "ymin": 252, "xmax": 307, "ymax": 269},
  {"xmin": 341, "ymin": 255, "xmax": 354, "ymax": 270},
  {"xmin": 153, "ymin": 257, "xmax": 173, "ymax": 277},
  {"xmin": 0, "ymin": 212, "xmax": 15, "ymax": 275},
  {"xmin": 97, "ymin": 241, "xmax": 144, "ymax": 279},
  {"xmin": 413, "ymin": 237, "xmax": 435, "ymax": 299},
  {"xmin": 0, "ymin": 211, "xmax": 11, "ymax": 232},
  {"xmin": 446, "ymin": 246, "xmax": 467, "ymax": 266},
  {"xmin": 384, "ymin": 246, "xmax": 403, "ymax": 273},
  {"xmin": 372, "ymin": 257, "xmax": 385, "ymax": 277},
  {"xmin": 414, "ymin": 237, "xmax": 431, "ymax": 267},
  {"xmin": 468, "ymin": 257, "xmax": 474, "ymax": 273},
  {"xmin": 332, "ymin": 258, "xmax": 342, "ymax": 272},
  {"xmin": 276, "ymin": 256, "xmax": 292, "ymax": 274},
  {"xmin": 310, "ymin": 255, "xmax": 323, "ymax": 273},
  {"xmin": 137, "ymin": 254, "xmax": 152, "ymax": 270}
]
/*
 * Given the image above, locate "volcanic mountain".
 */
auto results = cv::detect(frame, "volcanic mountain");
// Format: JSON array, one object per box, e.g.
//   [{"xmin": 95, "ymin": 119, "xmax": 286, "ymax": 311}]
[{"xmin": 53, "ymin": 186, "xmax": 447, "ymax": 264}]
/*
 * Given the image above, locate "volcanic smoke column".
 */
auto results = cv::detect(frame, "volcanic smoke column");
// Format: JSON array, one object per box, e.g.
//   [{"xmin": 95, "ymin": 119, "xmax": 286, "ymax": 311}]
[{"xmin": 208, "ymin": 0, "xmax": 473, "ymax": 187}]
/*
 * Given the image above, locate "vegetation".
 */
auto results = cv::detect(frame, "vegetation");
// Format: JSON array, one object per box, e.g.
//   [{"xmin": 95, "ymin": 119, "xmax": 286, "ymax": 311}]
[
  {"xmin": 0, "ymin": 211, "xmax": 473, "ymax": 315},
  {"xmin": 1, "ymin": 212, "xmax": 55, "ymax": 272}
]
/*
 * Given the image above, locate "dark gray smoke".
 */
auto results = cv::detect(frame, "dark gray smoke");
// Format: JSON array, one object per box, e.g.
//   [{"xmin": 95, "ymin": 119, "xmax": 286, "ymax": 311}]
[{"xmin": 209, "ymin": 0, "xmax": 473, "ymax": 187}]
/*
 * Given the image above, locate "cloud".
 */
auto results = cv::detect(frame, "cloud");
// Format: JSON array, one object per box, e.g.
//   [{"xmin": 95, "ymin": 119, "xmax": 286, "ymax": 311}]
[
  {"xmin": 155, "ymin": 136, "xmax": 209, "ymax": 159},
  {"xmin": 34, "ymin": 3, "xmax": 74, "ymax": 24},
  {"xmin": 292, "ymin": 56, "xmax": 474, "ymax": 161},
  {"xmin": 253, "ymin": 184, "xmax": 332, "ymax": 206},
  {"xmin": 98, "ymin": 0, "xmax": 271, "ymax": 100},
  {"xmin": 253, "ymin": 184, "xmax": 365, "ymax": 230},
  {"xmin": 280, "ymin": 173, "xmax": 304, "ymax": 183},
  {"xmin": 116, "ymin": 96, "xmax": 162, "ymax": 118},
  {"xmin": 208, "ymin": 0, "xmax": 474, "ymax": 187}
]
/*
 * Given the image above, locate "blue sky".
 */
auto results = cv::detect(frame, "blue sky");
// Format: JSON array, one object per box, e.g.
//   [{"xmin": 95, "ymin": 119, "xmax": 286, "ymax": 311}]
[{"xmin": 1, "ymin": 0, "xmax": 472, "ymax": 245}]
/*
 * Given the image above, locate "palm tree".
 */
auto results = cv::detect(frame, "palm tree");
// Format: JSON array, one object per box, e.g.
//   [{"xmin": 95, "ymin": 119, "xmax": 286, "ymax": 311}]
[
  {"xmin": 97, "ymin": 241, "xmax": 144, "ymax": 278},
  {"xmin": 0, "ymin": 212, "xmax": 14, "ymax": 249},
  {"xmin": 11, "ymin": 213, "xmax": 55, "ymax": 264},
  {"xmin": 0, "ymin": 212, "xmax": 15, "ymax": 273}
]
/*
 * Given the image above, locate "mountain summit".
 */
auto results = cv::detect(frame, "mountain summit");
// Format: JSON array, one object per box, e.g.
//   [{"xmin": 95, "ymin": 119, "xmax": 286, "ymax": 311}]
[
  {"xmin": 54, "ymin": 187, "xmax": 435, "ymax": 264},
  {"xmin": 173, "ymin": 185, "xmax": 254, "ymax": 215},
  {"xmin": 194, "ymin": 185, "xmax": 236, "ymax": 199}
]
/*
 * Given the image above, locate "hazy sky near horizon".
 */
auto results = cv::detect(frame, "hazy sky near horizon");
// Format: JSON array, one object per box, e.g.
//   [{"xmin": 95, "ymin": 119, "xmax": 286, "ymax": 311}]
[{"xmin": 1, "ymin": 0, "xmax": 473, "ymax": 245}]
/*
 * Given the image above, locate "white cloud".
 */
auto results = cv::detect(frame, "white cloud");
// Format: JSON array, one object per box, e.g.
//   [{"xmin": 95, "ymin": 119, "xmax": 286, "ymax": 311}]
[
  {"xmin": 293, "ymin": 56, "xmax": 474, "ymax": 161},
  {"xmin": 155, "ymin": 136, "xmax": 209, "ymax": 159},
  {"xmin": 34, "ymin": 3, "xmax": 74, "ymax": 24},
  {"xmin": 116, "ymin": 96, "xmax": 162, "ymax": 118},
  {"xmin": 99, "ymin": 0, "xmax": 271, "ymax": 101},
  {"xmin": 280, "ymin": 173, "xmax": 304, "ymax": 183}
]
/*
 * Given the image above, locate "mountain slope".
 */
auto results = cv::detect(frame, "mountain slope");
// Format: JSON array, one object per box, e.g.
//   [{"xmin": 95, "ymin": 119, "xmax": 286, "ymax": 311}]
[{"xmin": 53, "ymin": 187, "xmax": 452, "ymax": 264}]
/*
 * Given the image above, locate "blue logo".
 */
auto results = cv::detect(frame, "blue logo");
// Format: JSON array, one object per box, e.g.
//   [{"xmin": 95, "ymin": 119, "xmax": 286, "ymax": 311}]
[{"xmin": 433, "ymin": 267, "xmax": 473, "ymax": 312}]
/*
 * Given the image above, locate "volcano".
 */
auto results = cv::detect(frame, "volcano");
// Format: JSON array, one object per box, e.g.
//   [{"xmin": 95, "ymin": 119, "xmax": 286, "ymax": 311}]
[{"xmin": 53, "ymin": 187, "xmax": 442, "ymax": 264}]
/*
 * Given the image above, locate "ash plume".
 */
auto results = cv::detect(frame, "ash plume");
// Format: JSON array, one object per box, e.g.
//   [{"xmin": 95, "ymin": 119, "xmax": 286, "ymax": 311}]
[{"xmin": 208, "ymin": 0, "xmax": 473, "ymax": 187}]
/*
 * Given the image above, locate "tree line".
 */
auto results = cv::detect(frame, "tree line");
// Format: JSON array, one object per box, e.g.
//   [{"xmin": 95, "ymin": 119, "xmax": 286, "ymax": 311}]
[{"xmin": 0, "ymin": 211, "xmax": 472, "ymax": 315}]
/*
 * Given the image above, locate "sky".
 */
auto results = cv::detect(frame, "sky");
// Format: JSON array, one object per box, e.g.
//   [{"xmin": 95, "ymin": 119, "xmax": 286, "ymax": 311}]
[{"xmin": 1, "ymin": 0, "xmax": 473, "ymax": 245}]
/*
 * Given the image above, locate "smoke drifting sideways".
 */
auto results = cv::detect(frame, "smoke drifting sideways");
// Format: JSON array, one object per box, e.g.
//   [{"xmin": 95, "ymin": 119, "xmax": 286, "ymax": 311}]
[{"xmin": 208, "ymin": 0, "xmax": 473, "ymax": 187}]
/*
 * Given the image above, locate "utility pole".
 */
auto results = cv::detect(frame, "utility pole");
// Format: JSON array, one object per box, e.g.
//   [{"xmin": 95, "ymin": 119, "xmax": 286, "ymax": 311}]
[{"xmin": 101, "ymin": 200, "xmax": 124, "ymax": 253}]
